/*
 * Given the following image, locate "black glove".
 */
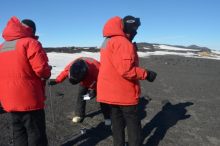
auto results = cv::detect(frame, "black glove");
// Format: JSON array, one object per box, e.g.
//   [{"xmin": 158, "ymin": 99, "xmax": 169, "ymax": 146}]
[
  {"xmin": 133, "ymin": 42, "xmax": 138, "ymax": 51},
  {"xmin": 145, "ymin": 69, "xmax": 157, "ymax": 82},
  {"xmin": 48, "ymin": 80, "xmax": 58, "ymax": 86},
  {"xmin": 88, "ymin": 90, "xmax": 97, "ymax": 99}
]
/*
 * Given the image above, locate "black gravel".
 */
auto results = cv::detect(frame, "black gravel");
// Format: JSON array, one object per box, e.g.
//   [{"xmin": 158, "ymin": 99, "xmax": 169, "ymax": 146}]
[{"xmin": 1, "ymin": 54, "xmax": 220, "ymax": 146}]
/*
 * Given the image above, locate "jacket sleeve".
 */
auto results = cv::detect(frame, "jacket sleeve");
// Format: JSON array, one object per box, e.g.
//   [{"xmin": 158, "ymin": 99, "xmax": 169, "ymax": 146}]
[
  {"xmin": 89, "ymin": 61, "xmax": 99, "ymax": 90},
  {"xmin": 112, "ymin": 40, "xmax": 147, "ymax": 80},
  {"xmin": 55, "ymin": 61, "xmax": 74, "ymax": 83},
  {"xmin": 27, "ymin": 40, "xmax": 51, "ymax": 79}
]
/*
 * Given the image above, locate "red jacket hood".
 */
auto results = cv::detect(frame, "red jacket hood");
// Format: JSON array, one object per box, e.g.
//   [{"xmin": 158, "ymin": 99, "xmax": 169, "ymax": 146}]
[
  {"xmin": 103, "ymin": 16, "xmax": 126, "ymax": 38},
  {"xmin": 2, "ymin": 16, "xmax": 38, "ymax": 41}
]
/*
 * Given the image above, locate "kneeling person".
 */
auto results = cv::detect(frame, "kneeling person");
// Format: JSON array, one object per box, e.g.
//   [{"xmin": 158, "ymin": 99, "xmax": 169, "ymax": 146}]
[{"xmin": 48, "ymin": 57, "xmax": 111, "ymax": 125}]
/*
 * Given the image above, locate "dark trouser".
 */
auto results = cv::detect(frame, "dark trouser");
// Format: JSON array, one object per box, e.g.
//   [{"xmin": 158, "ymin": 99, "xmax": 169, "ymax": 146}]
[
  {"xmin": 111, "ymin": 104, "xmax": 142, "ymax": 146},
  {"xmin": 75, "ymin": 83, "xmax": 110, "ymax": 119},
  {"xmin": 11, "ymin": 109, "xmax": 48, "ymax": 146}
]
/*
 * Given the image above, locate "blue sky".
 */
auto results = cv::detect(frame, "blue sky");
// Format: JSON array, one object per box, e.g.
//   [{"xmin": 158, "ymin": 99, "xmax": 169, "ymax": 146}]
[{"xmin": 0, "ymin": 0, "xmax": 220, "ymax": 50}]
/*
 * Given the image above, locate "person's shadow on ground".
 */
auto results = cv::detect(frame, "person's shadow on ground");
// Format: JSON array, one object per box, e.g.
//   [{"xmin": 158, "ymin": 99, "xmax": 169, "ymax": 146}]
[
  {"xmin": 60, "ymin": 122, "xmax": 112, "ymax": 146},
  {"xmin": 142, "ymin": 101, "xmax": 194, "ymax": 146},
  {"xmin": 139, "ymin": 95, "xmax": 151, "ymax": 120}
]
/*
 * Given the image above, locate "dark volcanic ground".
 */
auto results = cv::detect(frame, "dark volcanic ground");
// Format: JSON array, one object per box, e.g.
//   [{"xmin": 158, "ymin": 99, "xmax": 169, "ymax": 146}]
[{"xmin": 1, "ymin": 55, "xmax": 220, "ymax": 146}]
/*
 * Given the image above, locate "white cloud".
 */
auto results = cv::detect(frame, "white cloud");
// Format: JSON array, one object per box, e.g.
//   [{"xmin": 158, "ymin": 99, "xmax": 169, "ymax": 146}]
[
  {"xmin": 36, "ymin": 33, "xmax": 44, "ymax": 36},
  {"xmin": 89, "ymin": 40, "xmax": 102, "ymax": 43}
]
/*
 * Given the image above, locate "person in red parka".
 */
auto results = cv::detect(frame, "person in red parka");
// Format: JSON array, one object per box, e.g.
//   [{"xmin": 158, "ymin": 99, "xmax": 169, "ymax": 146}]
[
  {"xmin": 97, "ymin": 15, "xmax": 157, "ymax": 146},
  {"xmin": 48, "ymin": 57, "xmax": 111, "ymax": 125},
  {"xmin": 0, "ymin": 16, "xmax": 51, "ymax": 146}
]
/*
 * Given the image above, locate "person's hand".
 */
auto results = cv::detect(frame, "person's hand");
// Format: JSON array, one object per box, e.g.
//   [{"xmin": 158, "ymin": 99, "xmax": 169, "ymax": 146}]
[
  {"xmin": 48, "ymin": 80, "xmax": 58, "ymax": 86},
  {"xmin": 88, "ymin": 90, "xmax": 97, "ymax": 99},
  {"xmin": 145, "ymin": 69, "xmax": 157, "ymax": 82}
]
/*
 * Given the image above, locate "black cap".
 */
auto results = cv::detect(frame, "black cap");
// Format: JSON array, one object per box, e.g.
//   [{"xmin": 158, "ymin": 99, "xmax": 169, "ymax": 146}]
[
  {"xmin": 122, "ymin": 15, "xmax": 141, "ymax": 41},
  {"xmin": 21, "ymin": 19, "xmax": 36, "ymax": 34},
  {"xmin": 123, "ymin": 15, "xmax": 141, "ymax": 27},
  {"xmin": 69, "ymin": 59, "xmax": 88, "ymax": 85}
]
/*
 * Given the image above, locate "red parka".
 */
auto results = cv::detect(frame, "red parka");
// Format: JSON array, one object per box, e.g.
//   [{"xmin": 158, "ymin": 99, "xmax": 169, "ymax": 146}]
[
  {"xmin": 0, "ymin": 16, "xmax": 51, "ymax": 112},
  {"xmin": 97, "ymin": 16, "xmax": 147, "ymax": 105},
  {"xmin": 55, "ymin": 57, "xmax": 99, "ymax": 90}
]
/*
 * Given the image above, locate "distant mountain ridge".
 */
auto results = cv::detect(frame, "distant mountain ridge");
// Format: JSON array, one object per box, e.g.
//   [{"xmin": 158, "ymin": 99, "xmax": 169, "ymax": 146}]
[
  {"xmin": 135, "ymin": 43, "xmax": 211, "ymax": 52},
  {"xmin": 172, "ymin": 45, "xmax": 210, "ymax": 51},
  {"xmin": 43, "ymin": 43, "xmax": 211, "ymax": 53}
]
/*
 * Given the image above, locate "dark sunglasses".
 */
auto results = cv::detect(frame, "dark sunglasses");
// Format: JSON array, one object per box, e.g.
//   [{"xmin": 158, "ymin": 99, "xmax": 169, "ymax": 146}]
[
  {"xmin": 135, "ymin": 18, "xmax": 141, "ymax": 26},
  {"xmin": 135, "ymin": 18, "xmax": 141, "ymax": 27}
]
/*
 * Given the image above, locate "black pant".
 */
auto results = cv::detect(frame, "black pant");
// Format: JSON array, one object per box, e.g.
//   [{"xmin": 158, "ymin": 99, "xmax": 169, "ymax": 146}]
[
  {"xmin": 75, "ymin": 83, "xmax": 110, "ymax": 119},
  {"xmin": 111, "ymin": 104, "xmax": 142, "ymax": 146},
  {"xmin": 11, "ymin": 109, "xmax": 48, "ymax": 146}
]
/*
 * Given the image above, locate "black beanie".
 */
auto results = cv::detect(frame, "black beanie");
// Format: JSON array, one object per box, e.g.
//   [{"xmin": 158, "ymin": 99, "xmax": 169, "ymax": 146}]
[
  {"xmin": 21, "ymin": 19, "xmax": 36, "ymax": 34},
  {"xmin": 123, "ymin": 15, "xmax": 141, "ymax": 32},
  {"xmin": 123, "ymin": 15, "xmax": 141, "ymax": 41}
]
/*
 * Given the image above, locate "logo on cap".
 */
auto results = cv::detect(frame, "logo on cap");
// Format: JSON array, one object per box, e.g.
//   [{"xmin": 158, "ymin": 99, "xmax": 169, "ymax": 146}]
[{"xmin": 126, "ymin": 20, "xmax": 135, "ymax": 23}]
